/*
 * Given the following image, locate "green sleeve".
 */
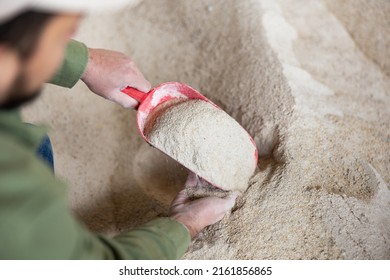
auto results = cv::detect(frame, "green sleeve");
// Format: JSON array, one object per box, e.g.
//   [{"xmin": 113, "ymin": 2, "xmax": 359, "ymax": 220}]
[
  {"xmin": 50, "ymin": 40, "xmax": 89, "ymax": 88},
  {"xmin": 0, "ymin": 129, "xmax": 190, "ymax": 260},
  {"xmin": 101, "ymin": 218, "xmax": 191, "ymax": 260}
]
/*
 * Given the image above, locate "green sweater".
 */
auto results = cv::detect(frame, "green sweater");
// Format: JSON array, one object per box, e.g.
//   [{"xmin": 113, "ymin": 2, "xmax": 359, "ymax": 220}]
[{"xmin": 0, "ymin": 40, "xmax": 190, "ymax": 259}]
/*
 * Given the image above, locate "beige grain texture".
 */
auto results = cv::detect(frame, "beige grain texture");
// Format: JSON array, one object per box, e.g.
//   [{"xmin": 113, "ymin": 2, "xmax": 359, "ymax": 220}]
[{"xmin": 22, "ymin": 0, "xmax": 390, "ymax": 258}]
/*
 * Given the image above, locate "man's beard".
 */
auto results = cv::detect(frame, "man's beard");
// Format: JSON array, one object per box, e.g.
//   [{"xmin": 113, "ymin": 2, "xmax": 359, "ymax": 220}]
[{"xmin": 0, "ymin": 73, "xmax": 42, "ymax": 110}]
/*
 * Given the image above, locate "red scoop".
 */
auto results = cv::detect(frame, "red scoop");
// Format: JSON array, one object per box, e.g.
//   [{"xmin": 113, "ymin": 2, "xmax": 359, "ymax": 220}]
[
  {"xmin": 122, "ymin": 82, "xmax": 211, "ymax": 142},
  {"xmin": 121, "ymin": 82, "xmax": 258, "ymax": 189}
]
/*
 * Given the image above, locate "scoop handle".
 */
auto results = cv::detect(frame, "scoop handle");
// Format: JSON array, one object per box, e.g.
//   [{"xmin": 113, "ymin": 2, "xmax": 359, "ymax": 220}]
[{"xmin": 121, "ymin": 86, "xmax": 148, "ymax": 103}]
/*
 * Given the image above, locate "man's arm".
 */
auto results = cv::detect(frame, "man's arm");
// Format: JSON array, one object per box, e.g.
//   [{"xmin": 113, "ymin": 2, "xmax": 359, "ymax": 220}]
[
  {"xmin": 50, "ymin": 40, "xmax": 89, "ymax": 88},
  {"xmin": 104, "ymin": 218, "xmax": 190, "ymax": 259},
  {"xmin": 0, "ymin": 132, "xmax": 190, "ymax": 259},
  {"xmin": 49, "ymin": 40, "xmax": 151, "ymax": 108},
  {"xmin": 0, "ymin": 118, "xmax": 236, "ymax": 259}
]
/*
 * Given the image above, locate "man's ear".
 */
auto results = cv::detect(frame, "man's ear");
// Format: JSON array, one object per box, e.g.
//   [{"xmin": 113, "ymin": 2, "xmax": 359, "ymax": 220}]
[{"xmin": 0, "ymin": 46, "xmax": 20, "ymax": 97}]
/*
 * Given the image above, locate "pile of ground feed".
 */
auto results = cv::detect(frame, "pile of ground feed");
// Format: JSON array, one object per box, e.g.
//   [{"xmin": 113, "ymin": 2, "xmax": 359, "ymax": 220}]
[
  {"xmin": 145, "ymin": 99, "xmax": 257, "ymax": 192},
  {"xmin": 22, "ymin": 0, "xmax": 390, "ymax": 259}
]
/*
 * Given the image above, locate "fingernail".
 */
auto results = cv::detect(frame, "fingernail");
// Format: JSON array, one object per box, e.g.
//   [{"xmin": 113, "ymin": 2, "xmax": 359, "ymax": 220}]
[
  {"xmin": 142, "ymin": 81, "xmax": 152, "ymax": 92},
  {"xmin": 231, "ymin": 191, "xmax": 240, "ymax": 200},
  {"xmin": 225, "ymin": 194, "xmax": 238, "ymax": 210},
  {"xmin": 185, "ymin": 172, "xmax": 197, "ymax": 187}
]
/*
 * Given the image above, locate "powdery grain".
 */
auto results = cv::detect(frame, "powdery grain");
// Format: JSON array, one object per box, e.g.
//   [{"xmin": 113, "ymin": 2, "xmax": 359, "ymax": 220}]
[
  {"xmin": 22, "ymin": 0, "xmax": 390, "ymax": 259},
  {"xmin": 146, "ymin": 99, "xmax": 257, "ymax": 192}
]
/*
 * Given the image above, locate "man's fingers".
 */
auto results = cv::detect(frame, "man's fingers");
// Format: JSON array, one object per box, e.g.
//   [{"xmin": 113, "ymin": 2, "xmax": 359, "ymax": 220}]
[
  {"xmin": 185, "ymin": 172, "xmax": 198, "ymax": 187},
  {"xmin": 170, "ymin": 189, "xmax": 189, "ymax": 209},
  {"xmin": 169, "ymin": 189, "xmax": 240, "ymax": 238},
  {"xmin": 223, "ymin": 192, "xmax": 239, "ymax": 211},
  {"xmin": 196, "ymin": 192, "xmax": 239, "ymax": 224},
  {"xmin": 109, "ymin": 91, "xmax": 139, "ymax": 109},
  {"xmin": 208, "ymin": 192, "xmax": 238, "ymax": 214},
  {"xmin": 128, "ymin": 67, "xmax": 152, "ymax": 93},
  {"xmin": 185, "ymin": 172, "xmax": 215, "ymax": 188},
  {"xmin": 81, "ymin": 47, "xmax": 152, "ymax": 108},
  {"xmin": 133, "ymin": 78, "xmax": 152, "ymax": 93},
  {"xmin": 213, "ymin": 195, "xmax": 237, "ymax": 213}
]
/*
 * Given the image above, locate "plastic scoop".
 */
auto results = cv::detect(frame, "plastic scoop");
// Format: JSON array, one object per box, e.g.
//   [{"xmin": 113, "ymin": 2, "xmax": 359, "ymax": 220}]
[{"xmin": 121, "ymin": 82, "xmax": 258, "ymax": 189}]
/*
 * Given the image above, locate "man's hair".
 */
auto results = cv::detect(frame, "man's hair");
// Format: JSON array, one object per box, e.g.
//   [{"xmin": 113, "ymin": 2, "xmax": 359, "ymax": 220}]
[{"xmin": 0, "ymin": 10, "xmax": 55, "ymax": 60}]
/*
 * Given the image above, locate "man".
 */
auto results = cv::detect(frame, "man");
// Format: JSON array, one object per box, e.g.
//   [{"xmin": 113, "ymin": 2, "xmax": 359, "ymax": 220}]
[{"xmin": 0, "ymin": 0, "xmax": 237, "ymax": 259}]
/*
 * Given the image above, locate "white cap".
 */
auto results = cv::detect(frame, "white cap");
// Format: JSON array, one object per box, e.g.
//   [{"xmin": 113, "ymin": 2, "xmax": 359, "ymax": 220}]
[{"xmin": 0, "ymin": 0, "xmax": 133, "ymax": 23}]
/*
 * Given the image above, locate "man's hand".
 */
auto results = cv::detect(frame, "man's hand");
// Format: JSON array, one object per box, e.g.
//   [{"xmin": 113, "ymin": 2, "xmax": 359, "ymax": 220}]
[
  {"xmin": 170, "ymin": 173, "xmax": 239, "ymax": 239},
  {"xmin": 81, "ymin": 48, "xmax": 151, "ymax": 108}
]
